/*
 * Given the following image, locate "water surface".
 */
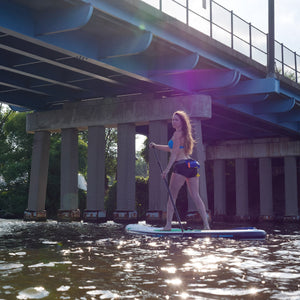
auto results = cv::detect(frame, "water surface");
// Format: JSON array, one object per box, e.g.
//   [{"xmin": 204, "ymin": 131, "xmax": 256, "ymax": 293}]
[{"xmin": 0, "ymin": 219, "xmax": 299, "ymax": 299}]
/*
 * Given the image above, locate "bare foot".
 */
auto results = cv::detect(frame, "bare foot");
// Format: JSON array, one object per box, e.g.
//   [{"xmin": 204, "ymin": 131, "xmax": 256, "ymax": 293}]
[{"xmin": 162, "ymin": 227, "xmax": 172, "ymax": 231}]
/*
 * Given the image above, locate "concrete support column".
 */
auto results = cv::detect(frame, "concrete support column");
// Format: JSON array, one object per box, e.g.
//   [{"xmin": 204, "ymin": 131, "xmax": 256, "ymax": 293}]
[
  {"xmin": 146, "ymin": 120, "xmax": 168, "ymax": 224},
  {"xmin": 259, "ymin": 157, "xmax": 273, "ymax": 220},
  {"xmin": 213, "ymin": 159, "xmax": 226, "ymax": 218},
  {"xmin": 24, "ymin": 131, "xmax": 50, "ymax": 221},
  {"xmin": 186, "ymin": 118, "xmax": 209, "ymax": 223},
  {"xmin": 235, "ymin": 158, "xmax": 249, "ymax": 220},
  {"xmin": 84, "ymin": 126, "xmax": 106, "ymax": 223},
  {"xmin": 284, "ymin": 156, "xmax": 298, "ymax": 219},
  {"xmin": 58, "ymin": 128, "xmax": 80, "ymax": 221},
  {"xmin": 114, "ymin": 123, "xmax": 137, "ymax": 223}
]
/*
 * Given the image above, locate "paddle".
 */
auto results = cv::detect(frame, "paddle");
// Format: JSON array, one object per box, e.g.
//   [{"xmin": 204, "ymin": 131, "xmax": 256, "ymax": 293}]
[{"xmin": 153, "ymin": 148, "xmax": 184, "ymax": 235}]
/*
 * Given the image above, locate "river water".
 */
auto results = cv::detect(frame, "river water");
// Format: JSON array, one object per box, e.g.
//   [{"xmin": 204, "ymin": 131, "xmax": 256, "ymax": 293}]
[{"xmin": 0, "ymin": 219, "xmax": 299, "ymax": 300}]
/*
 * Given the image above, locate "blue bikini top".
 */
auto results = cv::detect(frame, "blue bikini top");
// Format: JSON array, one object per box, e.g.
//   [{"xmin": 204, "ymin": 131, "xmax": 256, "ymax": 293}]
[{"xmin": 168, "ymin": 139, "xmax": 184, "ymax": 149}]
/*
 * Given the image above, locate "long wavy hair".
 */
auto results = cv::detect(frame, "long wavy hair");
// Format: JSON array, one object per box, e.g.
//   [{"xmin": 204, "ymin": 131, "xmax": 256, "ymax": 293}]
[{"xmin": 173, "ymin": 110, "xmax": 195, "ymax": 155}]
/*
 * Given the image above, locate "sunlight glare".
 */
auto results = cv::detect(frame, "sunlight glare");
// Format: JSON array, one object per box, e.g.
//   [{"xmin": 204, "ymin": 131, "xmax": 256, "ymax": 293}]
[
  {"xmin": 161, "ymin": 266, "xmax": 177, "ymax": 274},
  {"xmin": 165, "ymin": 278, "xmax": 182, "ymax": 285},
  {"xmin": 180, "ymin": 292, "xmax": 189, "ymax": 299}
]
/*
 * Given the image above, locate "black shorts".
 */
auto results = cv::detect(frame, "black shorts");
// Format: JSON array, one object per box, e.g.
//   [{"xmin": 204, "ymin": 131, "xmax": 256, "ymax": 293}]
[{"xmin": 173, "ymin": 159, "xmax": 200, "ymax": 178}]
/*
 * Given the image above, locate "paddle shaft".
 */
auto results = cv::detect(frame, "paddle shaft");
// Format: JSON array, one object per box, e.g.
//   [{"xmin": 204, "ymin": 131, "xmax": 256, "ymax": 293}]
[{"xmin": 153, "ymin": 148, "xmax": 184, "ymax": 234}]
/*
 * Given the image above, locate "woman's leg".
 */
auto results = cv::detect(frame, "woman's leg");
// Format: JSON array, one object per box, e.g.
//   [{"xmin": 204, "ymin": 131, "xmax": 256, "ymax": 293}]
[
  {"xmin": 164, "ymin": 172, "xmax": 186, "ymax": 230},
  {"xmin": 186, "ymin": 176, "xmax": 210, "ymax": 229}
]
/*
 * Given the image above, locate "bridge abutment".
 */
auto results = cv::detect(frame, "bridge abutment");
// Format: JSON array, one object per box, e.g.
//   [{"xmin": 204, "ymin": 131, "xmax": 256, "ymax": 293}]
[
  {"xmin": 24, "ymin": 95, "xmax": 299, "ymax": 224},
  {"xmin": 25, "ymin": 94, "xmax": 212, "ymax": 223},
  {"xmin": 207, "ymin": 138, "xmax": 300, "ymax": 222}
]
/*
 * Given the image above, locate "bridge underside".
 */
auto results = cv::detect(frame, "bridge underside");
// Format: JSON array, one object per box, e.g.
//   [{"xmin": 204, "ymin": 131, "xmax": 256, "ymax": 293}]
[
  {"xmin": 1, "ymin": 0, "xmax": 300, "ymax": 140},
  {"xmin": 0, "ymin": 0, "xmax": 299, "ymax": 222}
]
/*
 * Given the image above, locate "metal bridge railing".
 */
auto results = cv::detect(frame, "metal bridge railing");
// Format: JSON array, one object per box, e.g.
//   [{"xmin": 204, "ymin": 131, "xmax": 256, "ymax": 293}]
[{"xmin": 141, "ymin": 0, "xmax": 300, "ymax": 84}]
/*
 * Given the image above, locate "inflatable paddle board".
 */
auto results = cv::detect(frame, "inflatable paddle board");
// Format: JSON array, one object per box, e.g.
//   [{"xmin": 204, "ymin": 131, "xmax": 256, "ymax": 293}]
[{"xmin": 125, "ymin": 223, "xmax": 266, "ymax": 240}]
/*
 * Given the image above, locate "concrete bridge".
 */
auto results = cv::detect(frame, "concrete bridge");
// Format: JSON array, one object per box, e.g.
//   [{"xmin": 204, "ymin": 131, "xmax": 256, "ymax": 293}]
[{"xmin": 0, "ymin": 0, "xmax": 299, "ymax": 223}]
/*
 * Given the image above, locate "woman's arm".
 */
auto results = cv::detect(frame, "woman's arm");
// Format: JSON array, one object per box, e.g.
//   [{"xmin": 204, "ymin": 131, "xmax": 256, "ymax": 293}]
[{"xmin": 149, "ymin": 142, "xmax": 170, "ymax": 152}]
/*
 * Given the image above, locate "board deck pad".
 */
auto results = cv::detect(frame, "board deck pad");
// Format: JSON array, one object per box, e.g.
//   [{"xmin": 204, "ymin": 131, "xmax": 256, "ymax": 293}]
[{"xmin": 125, "ymin": 223, "xmax": 266, "ymax": 240}]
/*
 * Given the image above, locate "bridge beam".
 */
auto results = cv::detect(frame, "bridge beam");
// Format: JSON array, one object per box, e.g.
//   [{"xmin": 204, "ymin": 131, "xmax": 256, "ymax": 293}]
[
  {"xmin": 206, "ymin": 138, "xmax": 300, "ymax": 160},
  {"xmin": 35, "ymin": 4, "xmax": 93, "ymax": 36},
  {"xmin": 150, "ymin": 69, "xmax": 240, "ymax": 93},
  {"xmin": 26, "ymin": 94, "xmax": 211, "ymax": 132}
]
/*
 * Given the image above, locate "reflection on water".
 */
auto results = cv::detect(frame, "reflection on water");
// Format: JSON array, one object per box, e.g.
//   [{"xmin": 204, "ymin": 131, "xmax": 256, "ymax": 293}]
[{"xmin": 0, "ymin": 219, "xmax": 300, "ymax": 299}]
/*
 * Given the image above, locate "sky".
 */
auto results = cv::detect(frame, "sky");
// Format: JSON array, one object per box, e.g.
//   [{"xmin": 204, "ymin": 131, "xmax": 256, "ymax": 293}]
[{"xmin": 212, "ymin": 0, "xmax": 300, "ymax": 53}]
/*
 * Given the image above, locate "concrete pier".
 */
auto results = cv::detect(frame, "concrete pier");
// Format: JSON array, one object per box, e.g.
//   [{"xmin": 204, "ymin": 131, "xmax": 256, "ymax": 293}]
[
  {"xmin": 284, "ymin": 156, "xmax": 298, "ymax": 219},
  {"xmin": 57, "ymin": 128, "xmax": 80, "ymax": 221},
  {"xmin": 114, "ymin": 123, "xmax": 137, "ymax": 223},
  {"xmin": 259, "ymin": 157, "xmax": 273, "ymax": 219},
  {"xmin": 213, "ymin": 159, "xmax": 226, "ymax": 218},
  {"xmin": 84, "ymin": 125, "xmax": 106, "ymax": 222},
  {"xmin": 235, "ymin": 158, "xmax": 249, "ymax": 220},
  {"xmin": 147, "ymin": 120, "xmax": 169, "ymax": 223},
  {"xmin": 24, "ymin": 131, "xmax": 50, "ymax": 221}
]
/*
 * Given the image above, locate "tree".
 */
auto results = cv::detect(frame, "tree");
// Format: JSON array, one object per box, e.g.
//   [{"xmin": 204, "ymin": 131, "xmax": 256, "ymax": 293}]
[
  {"xmin": 46, "ymin": 131, "xmax": 88, "ymax": 218},
  {"xmin": 105, "ymin": 128, "xmax": 118, "ymax": 186},
  {"xmin": 0, "ymin": 111, "xmax": 119, "ymax": 218},
  {"xmin": 0, "ymin": 109, "xmax": 33, "ymax": 217},
  {"xmin": 0, "ymin": 109, "xmax": 149, "ymax": 219},
  {"xmin": 135, "ymin": 150, "xmax": 148, "ymax": 177}
]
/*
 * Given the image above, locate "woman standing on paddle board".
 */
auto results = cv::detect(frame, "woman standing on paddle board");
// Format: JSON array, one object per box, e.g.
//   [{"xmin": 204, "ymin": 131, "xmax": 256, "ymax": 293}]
[{"xmin": 149, "ymin": 111, "xmax": 210, "ymax": 231}]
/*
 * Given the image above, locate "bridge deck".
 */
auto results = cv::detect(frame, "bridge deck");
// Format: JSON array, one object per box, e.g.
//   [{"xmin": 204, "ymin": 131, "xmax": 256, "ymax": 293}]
[{"xmin": 0, "ymin": 0, "xmax": 299, "ymax": 141}]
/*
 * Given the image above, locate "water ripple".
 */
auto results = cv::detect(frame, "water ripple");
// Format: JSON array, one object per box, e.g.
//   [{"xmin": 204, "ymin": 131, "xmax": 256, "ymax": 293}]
[{"xmin": 0, "ymin": 220, "xmax": 300, "ymax": 299}]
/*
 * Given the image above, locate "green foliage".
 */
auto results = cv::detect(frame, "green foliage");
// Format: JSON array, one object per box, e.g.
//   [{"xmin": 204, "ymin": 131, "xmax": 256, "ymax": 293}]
[
  {"xmin": 140, "ymin": 137, "xmax": 149, "ymax": 163},
  {"xmin": 46, "ymin": 131, "xmax": 88, "ymax": 218},
  {"xmin": 135, "ymin": 151, "xmax": 148, "ymax": 177},
  {"xmin": 0, "ymin": 183, "xmax": 29, "ymax": 218},
  {"xmin": 45, "ymin": 133, "xmax": 61, "ymax": 218},
  {"xmin": 1, "ymin": 112, "xmax": 33, "ymax": 183},
  {"xmin": 104, "ymin": 180, "xmax": 117, "ymax": 220},
  {"xmin": 0, "ymin": 110, "xmax": 33, "ymax": 218},
  {"xmin": 105, "ymin": 176, "xmax": 149, "ymax": 220},
  {"xmin": 0, "ymin": 108, "xmax": 147, "ymax": 219},
  {"xmin": 135, "ymin": 176, "xmax": 148, "ymax": 220},
  {"xmin": 105, "ymin": 128, "xmax": 118, "ymax": 181},
  {"xmin": 78, "ymin": 131, "xmax": 88, "ymax": 177}
]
